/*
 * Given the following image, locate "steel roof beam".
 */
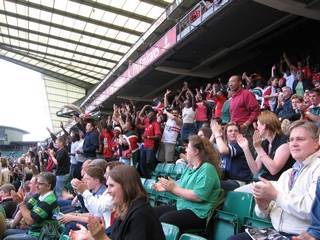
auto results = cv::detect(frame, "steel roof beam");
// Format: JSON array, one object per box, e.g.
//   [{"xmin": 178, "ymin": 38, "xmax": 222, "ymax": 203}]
[
  {"xmin": 0, "ymin": 43, "xmax": 110, "ymax": 70},
  {"xmin": 0, "ymin": 55, "xmax": 93, "ymax": 89},
  {"xmin": 70, "ymin": 0, "xmax": 154, "ymax": 23},
  {"xmin": 0, "ymin": 10, "xmax": 132, "ymax": 47},
  {"xmin": 0, "ymin": 32, "xmax": 118, "ymax": 63},
  {"xmin": 0, "ymin": 45, "xmax": 102, "ymax": 81},
  {"xmin": 5, "ymin": 0, "xmax": 142, "ymax": 36},
  {"xmin": 139, "ymin": 0, "xmax": 170, "ymax": 9},
  {"xmin": 0, "ymin": 22, "xmax": 124, "ymax": 56}
]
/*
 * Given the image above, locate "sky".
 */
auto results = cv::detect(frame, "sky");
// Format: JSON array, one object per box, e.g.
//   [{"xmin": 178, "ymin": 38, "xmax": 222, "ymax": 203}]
[{"xmin": 0, "ymin": 59, "xmax": 52, "ymax": 141}]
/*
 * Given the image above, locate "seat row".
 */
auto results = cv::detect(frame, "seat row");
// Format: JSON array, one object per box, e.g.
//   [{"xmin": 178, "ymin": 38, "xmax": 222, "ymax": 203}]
[
  {"xmin": 140, "ymin": 186, "xmax": 272, "ymax": 240},
  {"xmin": 152, "ymin": 163, "xmax": 186, "ymax": 180},
  {"xmin": 59, "ymin": 191, "xmax": 272, "ymax": 240}
]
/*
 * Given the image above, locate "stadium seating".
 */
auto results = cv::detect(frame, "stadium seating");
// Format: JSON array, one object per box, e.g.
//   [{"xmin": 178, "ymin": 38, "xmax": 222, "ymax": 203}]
[
  {"xmin": 162, "ymin": 222, "xmax": 180, "ymax": 240},
  {"xmin": 144, "ymin": 179, "xmax": 157, "ymax": 206},
  {"xmin": 211, "ymin": 191, "xmax": 254, "ymax": 240},
  {"xmin": 179, "ymin": 233, "xmax": 207, "ymax": 240}
]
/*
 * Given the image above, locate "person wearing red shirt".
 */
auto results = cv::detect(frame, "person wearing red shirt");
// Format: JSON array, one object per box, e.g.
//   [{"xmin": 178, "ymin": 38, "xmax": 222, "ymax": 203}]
[
  {"xmin": 229, "ymin": 75, "xmax": 260, "ymax": 154},
  {"xmin": 139, "ymin": 110, "xmax": 161, "ymax": 178},
  {"xmin": 229, "ymin": 75, "xmax": 261, "ymax": 131},
  {"xmin": 100, "ymin": 124, "xmax": 114, "ymax": 161}
]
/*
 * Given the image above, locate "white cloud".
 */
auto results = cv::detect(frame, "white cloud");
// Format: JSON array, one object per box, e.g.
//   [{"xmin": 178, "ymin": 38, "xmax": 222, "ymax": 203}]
[{"xmin": 0, "ymin": 59, "xmax": 52, "ymax": 141}]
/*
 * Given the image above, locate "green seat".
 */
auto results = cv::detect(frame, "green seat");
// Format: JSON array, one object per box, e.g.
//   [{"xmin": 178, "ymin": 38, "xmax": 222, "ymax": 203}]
[
  {"xmin": 212, "ymin": 191, "xmax": 254, "ymax": 238},
  {"xmin": 184, "ymin": 188, "xmax": 224, "ymax": 238},
  {"xmin": 243, "ymin": 200, "xmax": 272, "ymax": 229},
  {"xmin": 152, "ymin": 163, "xmax": 165, "ymax": 179},
  {"xmin": 156, "ymin": 191, "xmax": 176, "ymax": 206},
  {"xmin": 163, "ymin": 163, "xmax": 175, "ymax": 177},
  {"xmin": 140, "ymin": 177, "xmax": 146, "ymax": 185},
  {"xmin": 179, "ymin": 233, "xmax": 207, "ymax": 240},
  {"xmin": 171, "ymin": 163, "xmax": 186, "ymax": 179},
  {"xmin": 243, "ymin": 216, "xmax": 273, "ymax": 229},
  {"xmin": 221, "ymin": 191, "xmax": 254, "ymax": 226},
  {"xmin": 144, "ymin": 179, "xmax": 157, "ymax": 206},
  {"xmin": 162, "ymin": 222, "xmax": 180, "ymax": 240},
  {"xmin": 212, "ymin": 212, "xmax": 237, "ymax": 240}
]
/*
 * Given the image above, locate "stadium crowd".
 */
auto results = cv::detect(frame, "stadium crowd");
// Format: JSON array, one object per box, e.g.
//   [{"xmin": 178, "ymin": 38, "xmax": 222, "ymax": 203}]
[{"xmin": 0, "ymin": 52, "xmax": 320, "ymax": 239}]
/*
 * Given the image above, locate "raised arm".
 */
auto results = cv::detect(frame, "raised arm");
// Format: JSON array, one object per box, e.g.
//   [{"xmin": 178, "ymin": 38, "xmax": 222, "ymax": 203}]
[
  {"xmin": 164, "ymin": 89, "xmax": 171, "ymax": 108},
  {"xmin": 210, "ymin": 120, "xmax": 229, "ymax": 154},
  {"xmin": 236, "ymin": 133, "xmax": 262, "ymax": 175},
  {"xmin": 255, "ymin": 141, "xmax": 291, "ymax": 176}
]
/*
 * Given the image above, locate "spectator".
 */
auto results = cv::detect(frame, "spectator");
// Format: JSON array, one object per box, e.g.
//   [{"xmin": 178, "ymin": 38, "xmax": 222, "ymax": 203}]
[
  {"xmin": 70, "ymin": 165, "xmax": 165, "ymax": 240},
  {"xmin": 229, "ymin": 120, "xmax": 320, "ymax": 239},
  {"xmin": 49, "ymin": 136, "xmax": 70, "ymax": 199},
  {"xmin": 83, "ymin": 122, "xmax": 99, "ymax": 159},
  {"xmin": 99, "ymin": 122, "xmax": 114, "ymax": 161},
  {"xmin": 72, "ymin": 162, "xmax": 122, "ymax": 235},
  {"xmin": 236, "ymin": 111, "xmax": 293, "ymax": 183},
  {"xmin": 61, "ymin": 166, "xmax": 107, "ymax": 234},
  {"xmin": 10, "ymin": 176, "xmax": 38, "ymax": 229},
  {"xmin": 281, "ymin": 52, "xmax": 297, "ymax": 91},
  {"xmin": 262, "ymin": 77, "xmax": 279, "ymax": 112},
  {"xmin": 122, "ymin": 119, "xmax": 140, "ymax": 167},
  {"xmin": 293, "ymin": 177, "xmax": 320, "ymax": 240},
  {"xmin": 276, "ymin": 86, "xmax": 296, "ymax": 121},
  {"xmin": 195, "ymin": 90, "xmax": 209, "ymax": 131},
  {"xmin": 154, "ymin": 135, "xmax": 221, "ymax": 232},
  {"xmin": 3, "ymin": 172, "xmax": 59, "ymax": 240},
  {"xmin": 220, "ymin": 91, "xmax": 232, "ymax": 125},
  {"xmin": 305, "ymin": 88, "xmax": 320, "ymax": 125},
  {"xmin": 0, "ymin": 184, "xmax": 17, "ymax": 219},
  {"xmin": 228, "ymin": 75, "xmax": 260, "ymax": 133},
  {"xmin": 0, "ymin": 158, "xmax": 11, "ymax": 186},
  {"xmin": 197, "ymin": 125, "xmax": 212, "ymax": 139},
  {"xmin": 158, "ymin": 90, "xmax": 182, "ymax": 163},
  {"xmin": 74, "ymin": 130, "xmax": 85, "ymax": 180},
  {"xmin": 291, "ymin": 94, "xmax": 305, "ymax": 121},
  {"xmin": 211, "ymin": 121, "xmax": 252, "ymax": 191},
  {"xmin": 139, "ymin": 108, "xmax": 161, "ymax": 178},
  {"xmin": 212, "ymin": 88, "xmax": 227, "ymax": 121},
  {"xmin": 181, "ymin": 88, "xmax": 197, "ymax": 142},
  {"xmin": 69, "ymin": 129, "xmax": 80, "ymax": 179}
]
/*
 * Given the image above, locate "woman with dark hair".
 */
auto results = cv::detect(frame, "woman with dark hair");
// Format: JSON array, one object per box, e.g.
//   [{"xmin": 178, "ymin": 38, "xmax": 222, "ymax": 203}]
[
  {"xmin": 49, "ymin": 136, "xmax": 70, "ymax": 199},
  {"xmin": 153, "ymin": 135, "xmax": 221, "ymax": 232},
  {"xmin": 211, "ymin": 121, "xmax": 252, "ymax": 191},
  {"xmin": 197, "ymin": 126, "xmax": 212, "ymax": 139},
  {"xmin": 70, "ymin": 165, "xmax": 165, "ymax": 240}
]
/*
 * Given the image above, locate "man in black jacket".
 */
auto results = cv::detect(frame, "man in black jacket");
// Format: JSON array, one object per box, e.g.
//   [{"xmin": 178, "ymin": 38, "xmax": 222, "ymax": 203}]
[{"xmin": 82, "ymin": 122, "xmax": 99, "ymax": 159}]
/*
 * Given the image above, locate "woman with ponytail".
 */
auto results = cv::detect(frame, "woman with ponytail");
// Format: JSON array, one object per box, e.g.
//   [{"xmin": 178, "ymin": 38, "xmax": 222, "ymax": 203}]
[{"xmin": 153, "ymin": 135, "xmax": 221, "ymax": 232}]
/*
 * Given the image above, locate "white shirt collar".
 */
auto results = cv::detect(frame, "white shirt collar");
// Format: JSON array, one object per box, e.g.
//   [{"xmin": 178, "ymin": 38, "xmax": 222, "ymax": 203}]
[{"xmin": 39, "ymin": 191, "xmax": 54, "ymax": 201}]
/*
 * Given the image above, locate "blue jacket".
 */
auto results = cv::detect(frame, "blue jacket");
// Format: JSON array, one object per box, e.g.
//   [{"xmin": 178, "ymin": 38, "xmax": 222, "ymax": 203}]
[
  {"xmin": 276, "ymin": 98, "xmax": 296, "ymax": 121},
  {"xmin": 83, "ymin": 130, "xmax": 99, "ymax": 158},
  {"xmin": 307, "ymin": 177, "xmax": 320, "ymax": 239}
]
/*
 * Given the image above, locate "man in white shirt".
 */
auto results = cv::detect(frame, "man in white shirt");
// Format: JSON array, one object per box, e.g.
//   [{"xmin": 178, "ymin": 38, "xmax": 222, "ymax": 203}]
[{"xmin": 229, "ymin": 120, "xmax": 320, "ymax": 239}]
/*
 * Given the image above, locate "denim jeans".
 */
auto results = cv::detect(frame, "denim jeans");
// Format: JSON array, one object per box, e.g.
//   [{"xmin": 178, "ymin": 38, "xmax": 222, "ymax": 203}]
[
  {"xmin": 3, "ymin": 229, "xmax": 38, "ymax": 240},
  {"xmin": 140, "ymin": 148, "xmax": 156, "ymax": 178},
  {"xmin": 55, "ymin": 174, "xmax": 69, "ymax": 199}
]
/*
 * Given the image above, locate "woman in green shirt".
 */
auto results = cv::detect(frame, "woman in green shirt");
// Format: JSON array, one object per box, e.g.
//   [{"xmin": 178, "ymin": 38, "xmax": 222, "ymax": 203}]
[{"xmin": 154, "ymin": 135, "xmax": 221, "ymax": 232}]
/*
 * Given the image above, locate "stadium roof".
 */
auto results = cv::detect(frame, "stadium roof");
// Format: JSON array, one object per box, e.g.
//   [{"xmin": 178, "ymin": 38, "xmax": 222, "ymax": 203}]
[
  {"xmin": 0, "ymin": 0, "xmax": 174, "ymax": 130},
  {"xmin": 0, "ymin": 0, "xmax": 175, "ymax": 87}
]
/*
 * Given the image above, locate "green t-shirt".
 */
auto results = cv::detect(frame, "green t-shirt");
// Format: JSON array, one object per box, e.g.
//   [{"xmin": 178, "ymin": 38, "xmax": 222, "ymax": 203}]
[
  {"xmin": 26, "ymin": 192, "xmax": 59, "ymax": 237},
  {"xmin": 176, "ymin": 162, "xmax": 221, "ymax": 219},
  {"xmin": 295, "ymin": 81, "xmax": 304, "ymax": 97},
  {"xmin": 221, "ymin": 99, "xmax": 230, "ymax": 124}
]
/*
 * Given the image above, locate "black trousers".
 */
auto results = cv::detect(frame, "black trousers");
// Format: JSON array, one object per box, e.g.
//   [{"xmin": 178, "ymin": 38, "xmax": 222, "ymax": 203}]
[{"xmin": 153, "ymin": 205, "xmax": 206, "ymax": 232}]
